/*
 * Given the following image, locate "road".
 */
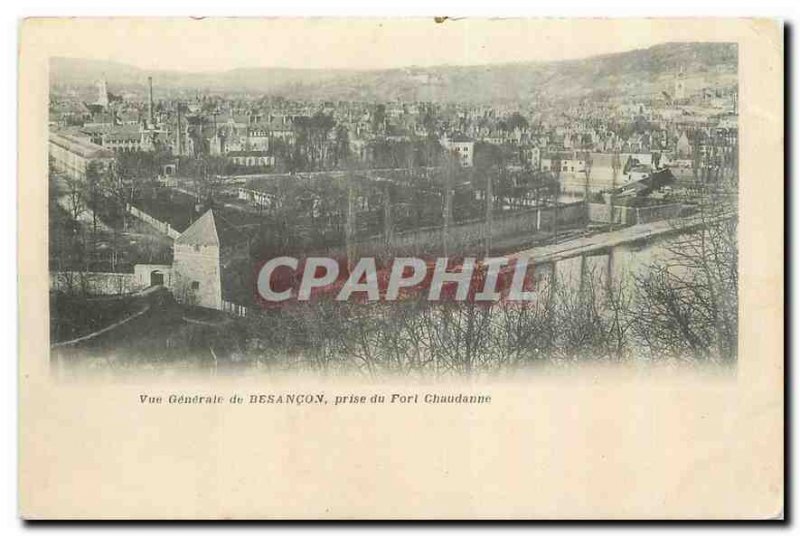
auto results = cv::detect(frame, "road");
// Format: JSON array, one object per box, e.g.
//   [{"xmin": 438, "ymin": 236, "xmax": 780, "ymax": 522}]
[{"xmin": 51, "ymin": 287, "xmax": 243, "ymax": 371}]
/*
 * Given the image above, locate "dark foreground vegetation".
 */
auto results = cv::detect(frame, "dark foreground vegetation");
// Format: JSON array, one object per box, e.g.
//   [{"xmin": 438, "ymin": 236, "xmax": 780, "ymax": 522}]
[{"xmin": 53, "ymin": 210, "xmax": 737, "ymax": 376}]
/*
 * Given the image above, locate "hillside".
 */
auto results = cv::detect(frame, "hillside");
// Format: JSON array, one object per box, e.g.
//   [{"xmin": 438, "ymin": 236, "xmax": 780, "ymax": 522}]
[{"xmin": 50, "ymin": 42, "xmax": 737, "ymax": 103}]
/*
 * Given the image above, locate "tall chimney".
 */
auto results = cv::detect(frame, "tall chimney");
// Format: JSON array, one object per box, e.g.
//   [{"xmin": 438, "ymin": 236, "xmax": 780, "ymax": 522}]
[
  {"xmin": 176, "ymin": 104, "xmax": 182, "ymax": 156},
  {"xmin": 148, "ymin": 76, "xmax": 154, "ymax": 125}
]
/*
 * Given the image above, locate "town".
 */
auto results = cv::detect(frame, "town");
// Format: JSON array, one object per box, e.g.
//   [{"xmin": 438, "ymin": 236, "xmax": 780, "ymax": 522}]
[{"xmin": 48, "ymin": 42, "xmax": 739, "ymax": 374}]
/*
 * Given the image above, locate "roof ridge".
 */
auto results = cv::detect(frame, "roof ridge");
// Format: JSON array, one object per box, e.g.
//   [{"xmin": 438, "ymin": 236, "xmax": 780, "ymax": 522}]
[{"xmin": 175, "ymin": 209, "xmax": 220, "ymax": 247}]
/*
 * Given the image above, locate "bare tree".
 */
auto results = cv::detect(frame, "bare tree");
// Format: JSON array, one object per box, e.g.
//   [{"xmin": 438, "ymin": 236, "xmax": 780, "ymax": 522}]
[
  {"xmin": 631, "ymin": 200, "xmax": 737, "ymax": 362},
  {"xmin": 63, "ymin": 176, "xmax": 87, "ymax": 225},
  {"xmin": 102, "ymin": 163, "xmax": 135, "ymax": 231}
]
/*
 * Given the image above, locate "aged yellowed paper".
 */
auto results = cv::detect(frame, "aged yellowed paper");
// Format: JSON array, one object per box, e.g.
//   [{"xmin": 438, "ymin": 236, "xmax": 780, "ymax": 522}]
[{"xmin": 19, "ymin": 18, "xmax": 783, "ymax": 519}]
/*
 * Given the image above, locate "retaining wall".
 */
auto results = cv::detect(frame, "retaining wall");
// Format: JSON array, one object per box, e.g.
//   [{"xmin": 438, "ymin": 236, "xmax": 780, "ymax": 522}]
[
  {"xmin": 127, "ymin": 204, "xmax": 181, "ymax": 239},
  {"xmin": 588, "ymin": 202, "xmax": 685, "ymax": 225},
  {"xmin": 50, "ymin": 271, "xmax": 141, "ymax": 296},
  {"xmin": 341, "ymin": 202, "xmax": 587, "ymax": 257}
]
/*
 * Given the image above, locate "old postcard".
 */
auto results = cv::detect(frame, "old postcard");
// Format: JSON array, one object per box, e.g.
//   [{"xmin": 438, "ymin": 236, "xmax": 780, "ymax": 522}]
[{"xmin": 19, "ymin": 18, "xmax": 783, "ymax": 519}]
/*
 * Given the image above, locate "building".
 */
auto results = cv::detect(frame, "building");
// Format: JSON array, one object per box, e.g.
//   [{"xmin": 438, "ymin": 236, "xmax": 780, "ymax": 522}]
[
  {"xmin": 524, "ymin": 146, "xmax": 541, "ymax": 170},
  {"xmin": 227, "ymin": 150, "xmax": 276, "ymax": 169},
  {"xmin": 95, "ymin": 78, "xmax": 110, "ymax": 108},
  {"xmin": 676, "ymin": 132, "xmax": 692, "ymax": 158},
  {"xmin": 49, "ymin": 101, "xmax": 93, "ymax": 128},
  {"xmin": 246, "ymin": 124, "xmax": 272, "ymax": 151},
  {"xmin": 171, "ymin": 210, "xmax": 223, "ymax": 310},
  {"xmin": 170, "ymin": 209, "xmax": 252, "ymax": 313},
  {"xmin": 80, "ymin": 124, "xmax": 148, "ymax": 153},
  {"xmin": 49, "ymin": 130, "xmax": 115, "ymax": 180},
  {"xmin": 541, "ymin": 151, "xmax": 585, "ymax": 174},
  {"xmin": 442, "ymin": 134, "xmax": 475, "ymax": 167},
  {"xmin": 542, "ymin": 150, "xmax": 654, "ymax": 194}
]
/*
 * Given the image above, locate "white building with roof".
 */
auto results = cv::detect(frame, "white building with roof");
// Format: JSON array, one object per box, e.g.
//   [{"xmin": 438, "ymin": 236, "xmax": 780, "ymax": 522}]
[
  {"xmin": 171, "ymin": 210, "xmax": 223, "ymax": 310},
  {"xmin": 48, "ymin": 130, "xmax": 115, "ymax": 180},
  {"xmin": 442, "ymin": 134, "xmax": 475, "ymax": 167}
]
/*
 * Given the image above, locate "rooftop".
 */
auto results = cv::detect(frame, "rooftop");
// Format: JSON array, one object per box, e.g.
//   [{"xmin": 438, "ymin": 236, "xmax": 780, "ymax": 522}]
[
  {"xmin": 49, "ymin": 130, "xmax": 115, "ymax": 160},
  {"xmin": 175, "ymin": 210, "xmax": 220, "ymax": 248}
]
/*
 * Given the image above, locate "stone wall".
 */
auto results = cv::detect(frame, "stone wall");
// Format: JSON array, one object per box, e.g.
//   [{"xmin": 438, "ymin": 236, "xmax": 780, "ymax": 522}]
[
  {"xmin": 171, "ymin": 243, "xmax": 222, "ymax": 310},
  {"xmin": 634, "ymin": 203, "xmax": 686, "ymax": 224},
  {"xmin": 559, "ymin": 173, "xmax": 614, "ymax": 194},
  {"xmin": 133, "ymin": 264, "xmax": 173, "ymax": 289},
  {"xmin": 127, "ymin": 204, "xmax": 181, "ymax": 239},
  {"xmin": 588, "ymin": 202, "xmax": 637, "ymax": 225},
  {"xmin": 588, "ymin": 202, "xmax": 685, "ymax": 225},
  {"xmin": 50, "ymin": 271, "xmax": 140, "ymax": 295},
  {"xmin": 343, "ymin": 202, "xmax": 587, "ymax": 258}
]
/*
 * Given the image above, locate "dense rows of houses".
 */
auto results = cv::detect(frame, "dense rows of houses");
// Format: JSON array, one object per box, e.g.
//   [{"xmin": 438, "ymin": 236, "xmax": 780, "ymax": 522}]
[
  {"xmin": 49, "ymin": 68, "xmax": 738, "ymax": 313},
  {"xmin": 50, "ymin": 67, "xmax": 737, "ymax": 185}
]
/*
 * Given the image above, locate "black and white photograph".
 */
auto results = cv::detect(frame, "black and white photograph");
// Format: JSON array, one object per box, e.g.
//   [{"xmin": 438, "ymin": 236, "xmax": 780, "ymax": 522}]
[
  {"xmin": 16, "ymin": 16, "xmax": 783, "ymax": 520},
  {"xmin": 48, "ymin": 30, "xmax": 739, "ymax": 376}
]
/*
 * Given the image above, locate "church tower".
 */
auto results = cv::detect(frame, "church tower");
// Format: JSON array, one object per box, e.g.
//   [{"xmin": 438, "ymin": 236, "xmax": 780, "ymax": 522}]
[
  {"xmin": 96, "ymin": 77, "xmax": 109, "ymax": 108},
  {"xmin": 147, "ymin": 76, "xmax": 154, "ymax": 126}
]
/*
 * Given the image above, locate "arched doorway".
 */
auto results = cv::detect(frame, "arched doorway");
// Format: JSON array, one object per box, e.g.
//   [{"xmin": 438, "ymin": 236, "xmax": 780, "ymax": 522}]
[{"xmin": 150, "ymin": 270, "xmax": 164, "ymax": 286}]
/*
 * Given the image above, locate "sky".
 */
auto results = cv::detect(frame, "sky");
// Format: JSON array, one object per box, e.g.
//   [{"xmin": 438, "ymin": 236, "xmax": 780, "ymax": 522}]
[{"xmin": 32, "ymin": 18, "xmax": 734, "ymax": 72}]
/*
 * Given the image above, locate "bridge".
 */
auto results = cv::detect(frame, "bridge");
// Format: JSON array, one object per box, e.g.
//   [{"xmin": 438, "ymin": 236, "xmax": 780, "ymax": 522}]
[{"xmin": 506, "ymin": 208, "xmax": 736, "ymax": 288}]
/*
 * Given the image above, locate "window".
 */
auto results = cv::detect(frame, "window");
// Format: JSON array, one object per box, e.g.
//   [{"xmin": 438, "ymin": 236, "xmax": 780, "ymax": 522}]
[{"xmin": 191, "ymin": 281, "xmax": 200, "ymax": 290}]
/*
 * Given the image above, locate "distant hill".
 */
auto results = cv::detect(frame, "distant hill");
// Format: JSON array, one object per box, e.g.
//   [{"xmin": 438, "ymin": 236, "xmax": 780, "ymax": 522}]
[{"xmin": 50, "ymin": 42, "xmax": 737, "ymax": 103}]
